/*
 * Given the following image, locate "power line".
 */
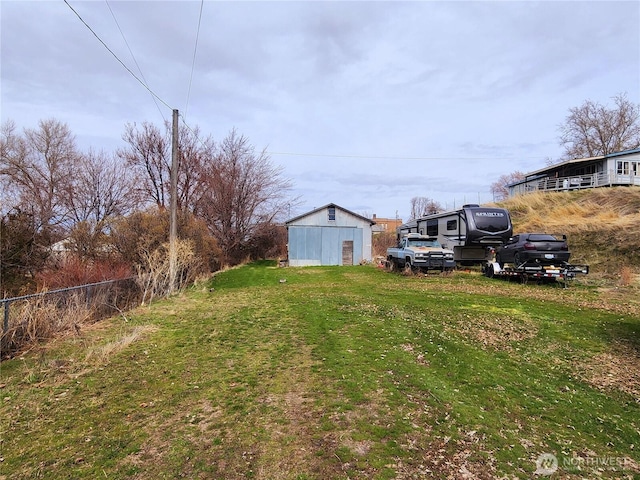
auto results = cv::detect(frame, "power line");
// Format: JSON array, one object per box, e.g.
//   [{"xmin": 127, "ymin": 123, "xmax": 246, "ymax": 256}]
[
  {"xmin": 265, "ymin": 151, "xmax": 549, "ymax": 161},
  {"xmin": 68, "ymin": 1, "xmax": 209, "ymax": 150},
  {"xmin": 104, "ymin": 0, "xmax": 166, "ymax": 123},
  {"xmin": 184, "ymin": 0, "xmax": 204, "ymax": 121},
  {"xmin": 64, "ymin": 0, "xmax": 173, "ymax": 112}
]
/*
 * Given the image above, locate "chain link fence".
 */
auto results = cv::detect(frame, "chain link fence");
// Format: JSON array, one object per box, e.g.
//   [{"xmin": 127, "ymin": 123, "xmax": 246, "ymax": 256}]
[{"xmin": 1, "ymin": 278, "xmax": 141, "ymax": 359}]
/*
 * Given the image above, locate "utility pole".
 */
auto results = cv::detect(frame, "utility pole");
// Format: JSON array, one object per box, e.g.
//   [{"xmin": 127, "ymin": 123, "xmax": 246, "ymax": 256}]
[{"xmin": 169, "ymin": 109, "xmax": 179, "ymax": 294}]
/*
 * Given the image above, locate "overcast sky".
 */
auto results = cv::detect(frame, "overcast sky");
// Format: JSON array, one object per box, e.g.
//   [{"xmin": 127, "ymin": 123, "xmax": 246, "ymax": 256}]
[{"xmin": 2, "ymin": 1, "xmax": 639, "ymax": 221}]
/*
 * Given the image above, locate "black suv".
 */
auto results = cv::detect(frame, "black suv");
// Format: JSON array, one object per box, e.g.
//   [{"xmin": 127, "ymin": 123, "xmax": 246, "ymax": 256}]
[{"xmin": 496, "ymin": 233, "xmax": 571, "ymax": 266}]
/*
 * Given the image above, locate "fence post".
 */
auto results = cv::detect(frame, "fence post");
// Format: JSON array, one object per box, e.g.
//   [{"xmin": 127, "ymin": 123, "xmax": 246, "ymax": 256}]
[
  {"xmin": 86, "ymin": 285, "xmax": 92, "ymax": 308},
  {"xmin": 3, "ymin": 300, "xmax": 9, "ymax": 332}
]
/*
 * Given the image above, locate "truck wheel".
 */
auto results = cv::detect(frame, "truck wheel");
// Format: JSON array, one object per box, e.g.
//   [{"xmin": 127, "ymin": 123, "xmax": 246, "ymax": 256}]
[
  {"xmin": 404, "ymin": 261, "xmax": 414, "ymax": 275},
  {"xmin": 485, "ymin": 263, "xmax": 495, "ymax": 278},
  {"xmin": 386, "ymin": 257, "xmax": 397, "ymax": 272}
]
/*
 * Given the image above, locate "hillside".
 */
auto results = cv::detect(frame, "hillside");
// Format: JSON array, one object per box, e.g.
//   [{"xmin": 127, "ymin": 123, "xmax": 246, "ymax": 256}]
[{"xmin": 495, "ymin": 187, "xmax": 640, "ymax": 276}]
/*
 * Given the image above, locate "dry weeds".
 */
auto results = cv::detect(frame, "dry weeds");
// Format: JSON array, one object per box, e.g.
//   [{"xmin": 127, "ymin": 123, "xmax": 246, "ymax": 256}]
[
  {"xmin": 496, "ymin": 187, "xmax": 640, "ymax": 274},
  {"xmin": 1, "ymin": 293, "xmax": 91, "ymax": 358}
]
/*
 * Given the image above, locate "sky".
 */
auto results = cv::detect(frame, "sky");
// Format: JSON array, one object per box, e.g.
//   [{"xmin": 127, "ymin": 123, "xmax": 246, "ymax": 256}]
[{"xmin": 1, "ymin": 1, "xmax": 639, "ymax": 221}]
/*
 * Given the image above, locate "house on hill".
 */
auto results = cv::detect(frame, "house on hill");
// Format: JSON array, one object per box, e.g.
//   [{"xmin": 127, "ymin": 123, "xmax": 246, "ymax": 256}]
[
  {"xmin": 509, "ymin": 148, "xmax": 640, "ymax": 197},
  {"xmin": 285, "ymin": 203, "xmax": 375, "ymax": 266}
]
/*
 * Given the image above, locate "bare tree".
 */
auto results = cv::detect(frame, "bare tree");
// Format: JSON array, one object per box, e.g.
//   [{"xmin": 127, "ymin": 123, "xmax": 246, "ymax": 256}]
[
  {"xmin": 490, "ymin": 171, "xmax": 525, "ymax": 201},
  {"xmin": 177, "ymin": 124, "xmax": 216, "ymax": 211},
  {"xmin": 195, "ymin": 129, "xmax": 294, "ymax": 266},
  {"xmin": 0, "ymin": 118, "xmax": 79, "ymax": 236},
  {"xmin": 119, "ymin": 121, "xmax": 170, "ymax": 208},
  {"xmin": 558, "ymin": 93, "xmax": 640, "ymax": 159},
  {"xmin": 409, "ymin": 196, "xmax": 442, "ymax": 220},
  {"xmin": 63, "ymin": 149, "xmax": 141, "ymax": 258},
  {"xmin": 118, "ymin": 120, "xmax": 214, "ymax": 211},
  {"xmin": 0, "ymin": 120, "xmax": 25, "ymax": 216},
  {"xmin": 67, "ymin": 149, "xmax": 140, "ymax": 225}
]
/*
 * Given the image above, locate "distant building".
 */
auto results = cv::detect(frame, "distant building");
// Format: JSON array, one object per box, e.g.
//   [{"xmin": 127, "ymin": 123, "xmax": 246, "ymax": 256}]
[
  {"xmin": 285, "ymin": 203, "xmax": 375, "ymax": 266},
  {"xmin": 370, "ymin": 214, "xmax": 403, "ymax": 234},
  {"xmin": 509, "ymin": 148, "xmax": 640, "ymax": 197}
]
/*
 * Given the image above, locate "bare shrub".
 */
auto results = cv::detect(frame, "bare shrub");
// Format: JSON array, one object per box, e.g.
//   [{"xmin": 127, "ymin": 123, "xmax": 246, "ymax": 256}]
[
  {"xmin": 372, "ymin": 232, "xmax": 397, "ymax": 257},
  {"xmin": 136, "ymin": 239, "xmax": 200, "ymax": 304},
  {"xmin": 112, "ymin": 208, "xmax": 220, "ymax": 274},
  {"xmin": 36, "ymin": 255, "xmax": 132, "ymax": 290}
]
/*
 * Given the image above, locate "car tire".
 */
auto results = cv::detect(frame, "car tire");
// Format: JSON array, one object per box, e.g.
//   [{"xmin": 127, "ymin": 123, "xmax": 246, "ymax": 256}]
[{"xmin": 514, "ymin": 253, "xmax": 523, "ymax": 266}]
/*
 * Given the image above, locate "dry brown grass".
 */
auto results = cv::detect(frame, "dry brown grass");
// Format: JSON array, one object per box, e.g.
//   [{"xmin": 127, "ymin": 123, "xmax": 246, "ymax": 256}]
[
  {"xmin": 1, "ymin": 282, "xmax": 140, "ymax": 359},
  {"xmin": 1, "ymin": 293, "xmax": 91, "ymax": 358},
  {"xmin": 495, "ymin": 187, "xmax": 640, "ymax": 275},
  {"xmin": 83, "ymin": 324, "xmax": 159, "ymax": 365}
]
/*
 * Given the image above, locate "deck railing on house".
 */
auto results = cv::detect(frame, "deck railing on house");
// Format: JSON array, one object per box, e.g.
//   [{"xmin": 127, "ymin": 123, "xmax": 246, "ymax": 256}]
[{"xmin": 510, "ymin": 171, "xmax": 640, "ymax": 196}]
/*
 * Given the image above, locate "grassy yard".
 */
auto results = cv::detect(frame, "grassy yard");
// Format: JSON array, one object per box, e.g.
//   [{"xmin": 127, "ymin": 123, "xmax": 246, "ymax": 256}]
[{"xmin": 1, "ymin": 261, "xmax": 639, "ymax": 479}]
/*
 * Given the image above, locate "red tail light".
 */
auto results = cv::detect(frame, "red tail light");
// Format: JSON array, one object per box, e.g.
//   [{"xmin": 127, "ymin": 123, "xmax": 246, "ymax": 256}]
[
  {"xmin": 560, "ymin": 243, "xmax": 568, "ymax": 250},
  {"xmin": 523, "ymin": 242, "xmax": 536, "ymax": 250}
]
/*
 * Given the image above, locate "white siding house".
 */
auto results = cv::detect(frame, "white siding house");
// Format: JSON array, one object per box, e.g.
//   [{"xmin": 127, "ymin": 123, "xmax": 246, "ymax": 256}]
[
  {"xmin": 285, "ymin": 203, "xmax": 375, "ymax": 267},
  {"xmin": 509, "ymin": 148, "xmax": 640, "ymax": 197}
]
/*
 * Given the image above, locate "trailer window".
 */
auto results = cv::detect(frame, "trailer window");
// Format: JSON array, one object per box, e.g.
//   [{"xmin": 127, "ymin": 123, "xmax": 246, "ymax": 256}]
[
  {"xmin": 426, "ymin": 219, "xmax": 438, "ymax": 237},
  {"xmin": 472, "ymin": 209, "xmax": 509, "ymax": 233},
  {"xmin": 446, "ymin": 220, "xmax": 457, "ymax": 230}
]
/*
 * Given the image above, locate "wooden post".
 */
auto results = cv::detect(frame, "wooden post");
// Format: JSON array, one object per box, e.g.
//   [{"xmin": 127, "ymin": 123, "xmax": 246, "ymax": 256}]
[{"xmin": 169, "ymin": 109, "xmax": 179, "ymax": 294}]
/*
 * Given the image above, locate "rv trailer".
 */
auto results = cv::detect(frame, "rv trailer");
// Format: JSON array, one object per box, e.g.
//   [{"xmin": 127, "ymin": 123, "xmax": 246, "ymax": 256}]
[{"xmin": 398, "ymin": 204, "xmax": 513, "ymax": 265}]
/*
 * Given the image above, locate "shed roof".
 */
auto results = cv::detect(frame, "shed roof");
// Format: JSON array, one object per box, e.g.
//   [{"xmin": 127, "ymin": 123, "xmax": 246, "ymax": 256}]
[{"xmin": 286, "ymin": 203, "xmax": 376, "ymax": 226}]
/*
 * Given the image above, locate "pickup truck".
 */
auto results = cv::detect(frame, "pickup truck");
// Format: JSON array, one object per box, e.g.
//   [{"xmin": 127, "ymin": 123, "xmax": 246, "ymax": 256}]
[{"xmin": 387, "ymin": 233, "xmax": 455, "ymax": 272}]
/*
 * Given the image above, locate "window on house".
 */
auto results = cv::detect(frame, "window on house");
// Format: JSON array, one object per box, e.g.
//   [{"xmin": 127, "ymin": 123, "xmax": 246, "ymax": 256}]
[
  {"xmin": 617, "ymin": 161, "xmax": 630, "ymax": 175},
  {"xmin": 328, "ymin": 206, "xmax": 336, "ymax": 221}
]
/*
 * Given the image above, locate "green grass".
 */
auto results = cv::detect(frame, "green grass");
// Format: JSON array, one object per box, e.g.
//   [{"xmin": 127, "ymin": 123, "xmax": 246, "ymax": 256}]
[{"xmin": 1, "ymin": 262, "xmax": 639, "ymax": 479}]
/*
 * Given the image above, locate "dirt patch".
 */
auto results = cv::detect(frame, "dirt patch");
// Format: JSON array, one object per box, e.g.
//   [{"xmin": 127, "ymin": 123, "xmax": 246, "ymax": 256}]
[
  {"xmin": 579, "ymin": 341, "xmax": 640, "ymax": 401},
  {"xmin": 395, "ymin": 430, "xmax": 498, "ymax": 479},
  {"xmin": 444, "ymin": 306, "xmax": 538, "ymax": 350},
  {"xmin": 414, "ymin": 272, "xmax": 640, "ymax": 317}
]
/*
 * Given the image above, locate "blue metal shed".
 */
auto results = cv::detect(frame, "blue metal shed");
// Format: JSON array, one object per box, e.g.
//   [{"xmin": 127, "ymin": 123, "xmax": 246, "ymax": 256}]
[{"xmin": 285, "ymin": 203, "xmax": 375, "ymax": 267}]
